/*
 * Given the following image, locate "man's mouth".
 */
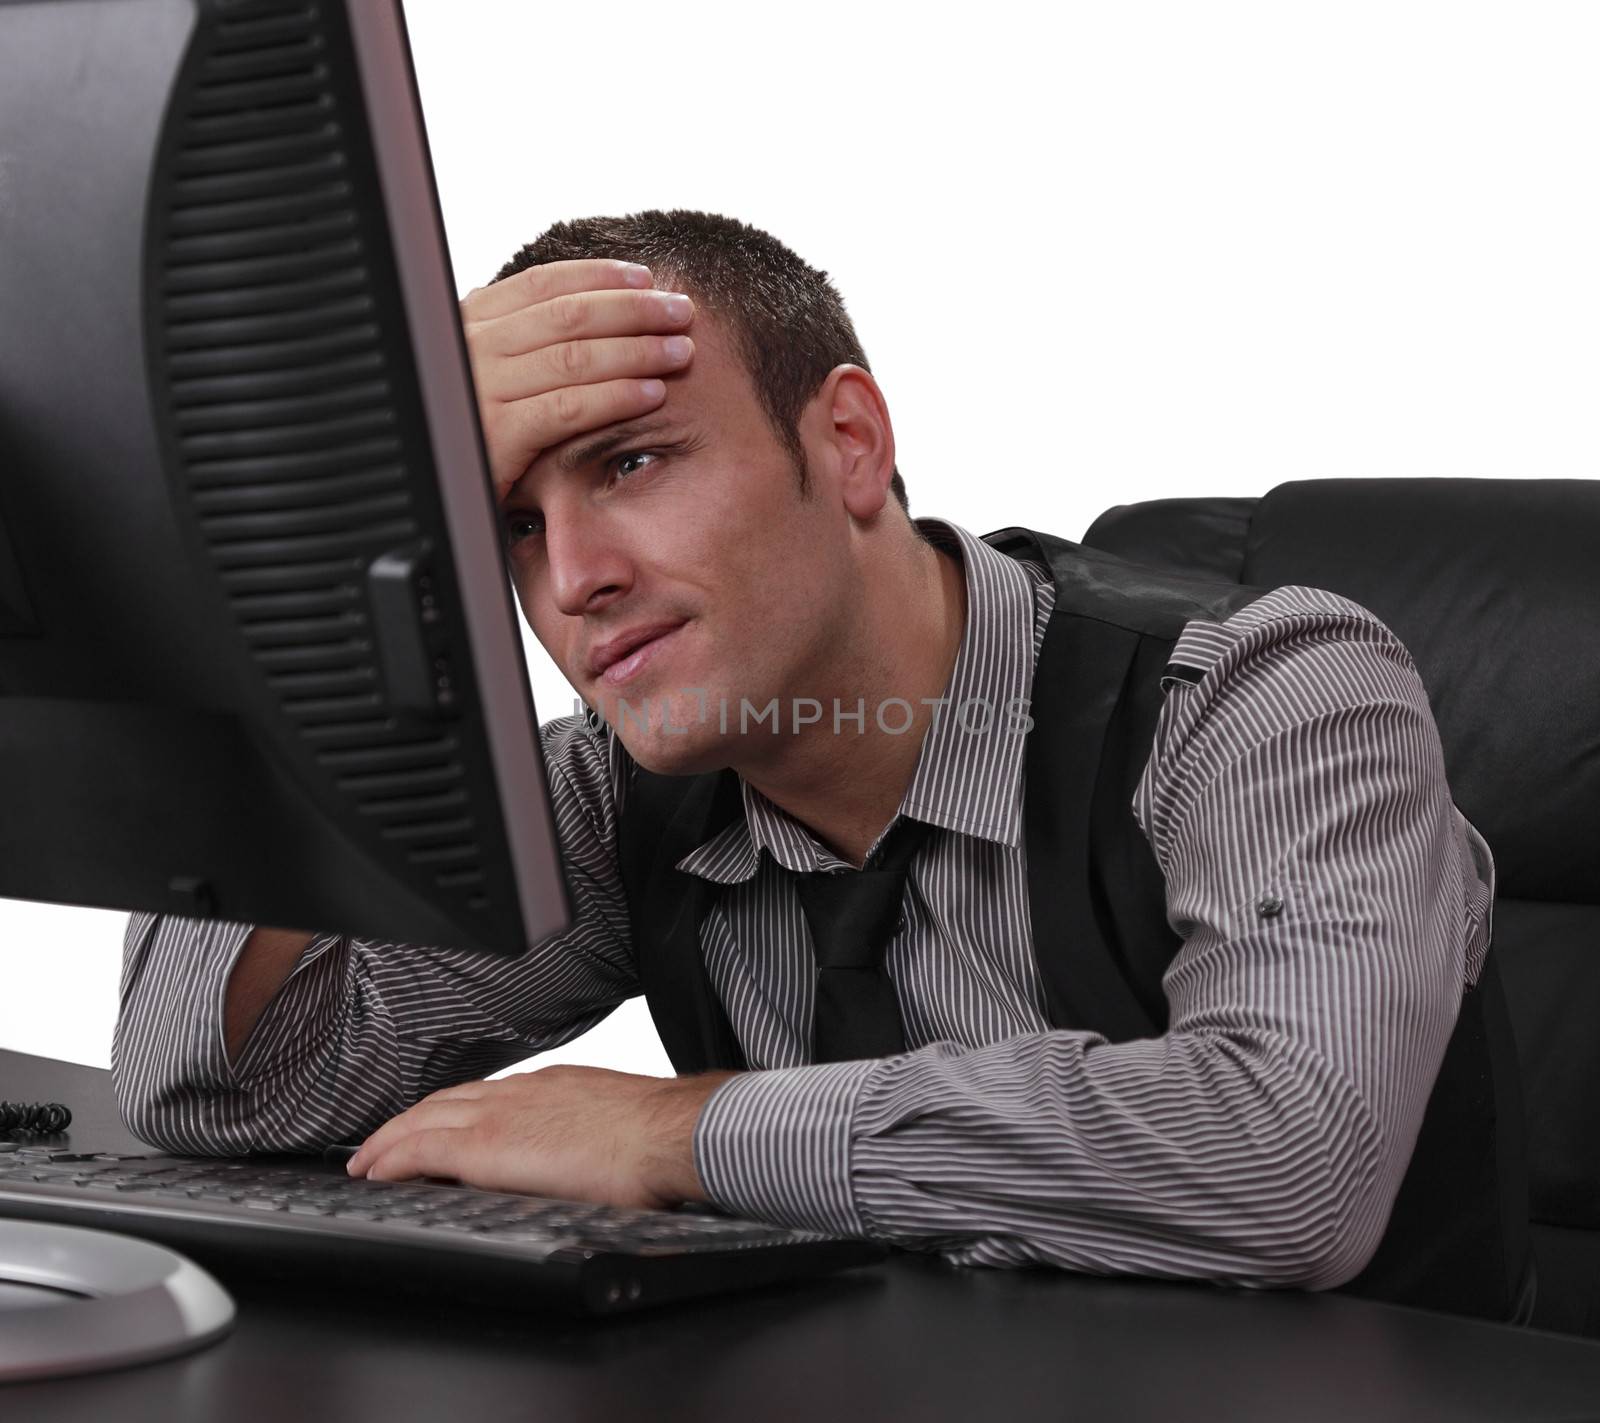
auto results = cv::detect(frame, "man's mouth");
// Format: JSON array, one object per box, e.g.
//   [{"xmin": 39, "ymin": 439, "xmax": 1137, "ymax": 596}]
[{"xmin": 594, "ymin": 622, "xmax": 687, "ymax": 687}]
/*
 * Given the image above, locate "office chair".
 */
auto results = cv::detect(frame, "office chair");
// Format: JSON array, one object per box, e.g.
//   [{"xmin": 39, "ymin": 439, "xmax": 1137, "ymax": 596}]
[{"xmin": 1080, "ymin": 477, "xmax": 1600, "ymax": 1335}]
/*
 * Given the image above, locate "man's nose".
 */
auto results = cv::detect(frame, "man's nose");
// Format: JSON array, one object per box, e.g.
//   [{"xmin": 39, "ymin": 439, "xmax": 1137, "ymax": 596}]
[{"xmin": 544, "ymin": 511, "xmax": 632, "ymax": 617}]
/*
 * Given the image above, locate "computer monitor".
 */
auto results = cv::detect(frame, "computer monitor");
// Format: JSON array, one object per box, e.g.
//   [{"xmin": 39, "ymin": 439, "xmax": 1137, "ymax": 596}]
[
  {"xmin": 0, "ymin": 0, "xmax": 583, "ymax": 1379},
  {"xmin": 0, "ymin": 0, "xmax": 574, "ymax": 960}
]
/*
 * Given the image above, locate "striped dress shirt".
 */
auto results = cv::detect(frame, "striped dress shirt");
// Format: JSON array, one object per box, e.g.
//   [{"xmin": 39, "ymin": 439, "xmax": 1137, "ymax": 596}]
[{"xmin": 112, "ymin": 516, "xmax": 1495, "ymax": 1292}]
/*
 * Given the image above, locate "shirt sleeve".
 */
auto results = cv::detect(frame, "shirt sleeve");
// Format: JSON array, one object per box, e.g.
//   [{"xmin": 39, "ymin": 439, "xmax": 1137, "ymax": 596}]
[
  {"xmin": 111, "ymin": 713, "xmax": 641, "ymax": 1156},
  {"xmin": 693, "ymin": 586, "xmax": 1493, "ymax": 1290}
]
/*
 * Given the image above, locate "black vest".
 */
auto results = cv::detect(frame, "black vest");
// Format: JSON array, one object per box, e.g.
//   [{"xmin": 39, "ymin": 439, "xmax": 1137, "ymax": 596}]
[{"xmin": 617, "ymin": 527, "xmax": 1532, "ymax": 1322}]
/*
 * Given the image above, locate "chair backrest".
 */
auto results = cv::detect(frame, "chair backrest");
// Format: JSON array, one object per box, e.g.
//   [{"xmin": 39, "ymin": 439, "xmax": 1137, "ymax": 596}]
[{"xmin": 1083, "ymin": 477, "xmax": 1600, "ymax": 1335}]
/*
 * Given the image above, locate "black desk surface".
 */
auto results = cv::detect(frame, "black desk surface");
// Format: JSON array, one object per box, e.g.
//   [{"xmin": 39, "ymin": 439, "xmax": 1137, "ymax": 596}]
[{"xmin": 5, "ymin": 1048, "xmax": 1600, "ymax": 1422}]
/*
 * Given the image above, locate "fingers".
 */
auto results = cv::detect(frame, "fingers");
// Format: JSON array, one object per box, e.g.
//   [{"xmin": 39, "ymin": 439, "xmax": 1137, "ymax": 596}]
[
  {"xmin": 479, "ymin": 319, "xmax": 695, "ymax": 496},
  {"xmin": 422, "ymin": 1082, "xmax": 490, "ymax": 1104},
  {"xmin": 477, "ymin": 332, "xmax": 694, "ymax": 404},
  {"xmin": 346, "ymin": 1097, "xmax": 479, "ymax": 1177},
  {"xmin": 486, "ymin": 378, "xmax": 671, "ymax": 505},
  {"xmin": 462, "ymin": 257, "xmax": 652, "ymax": 324},
  {"xmin": 460, "ymin": 257, "xmax": 699, "ymax": 502},
  {"xmin": 477, "ymin": 286, "xmax": 694, "ymax": 361},
  {"xmin": 360, "ymin": 1126, "xmax": 472, "ymax": 1184}
]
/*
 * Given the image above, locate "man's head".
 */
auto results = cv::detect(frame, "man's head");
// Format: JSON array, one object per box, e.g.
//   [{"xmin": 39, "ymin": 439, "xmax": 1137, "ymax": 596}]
[
  {"xmin": 493, "ymin": 209, "xmax": 908, "ymax": 514},
  {"xmin": 491, "ymin": 211, "xmax": 948, "ymax": 783}
]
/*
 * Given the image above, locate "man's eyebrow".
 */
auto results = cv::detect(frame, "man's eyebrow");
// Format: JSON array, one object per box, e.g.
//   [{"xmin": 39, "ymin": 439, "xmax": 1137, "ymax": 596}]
[{"xmin": 555, "ymin": 416, "xmax": 682, "ymax": 476}]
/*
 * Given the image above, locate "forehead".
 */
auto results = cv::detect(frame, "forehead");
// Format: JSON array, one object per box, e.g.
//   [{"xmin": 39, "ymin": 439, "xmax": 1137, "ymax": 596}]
[{"xmin": 656, "ymin": 304, "xmax": 748, "ymax": 411}]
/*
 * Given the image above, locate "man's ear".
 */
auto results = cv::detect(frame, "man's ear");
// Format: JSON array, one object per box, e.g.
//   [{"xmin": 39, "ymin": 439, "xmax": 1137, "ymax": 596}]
[{"xmin": 809, "ymin": 364, "xmax": 897, "ymax": 520}]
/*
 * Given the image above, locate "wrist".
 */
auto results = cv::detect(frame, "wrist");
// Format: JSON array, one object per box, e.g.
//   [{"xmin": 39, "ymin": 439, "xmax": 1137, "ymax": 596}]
[{"xmin": 646, "ymin": 1069, "xmax": 739, "ymax": 1206}]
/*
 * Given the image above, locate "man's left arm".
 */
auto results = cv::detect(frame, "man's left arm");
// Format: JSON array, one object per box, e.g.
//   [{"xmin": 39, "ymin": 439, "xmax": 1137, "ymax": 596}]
[{"xmin": 689, "ymin": 588, "xmax": 1493, "ymax": 1289}]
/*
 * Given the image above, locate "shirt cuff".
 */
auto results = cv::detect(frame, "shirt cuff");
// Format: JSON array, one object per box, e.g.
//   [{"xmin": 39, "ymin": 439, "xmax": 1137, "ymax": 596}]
[{"xmin": 692, "ymin": 1058, "xmax": 881, "ymax": 1236}]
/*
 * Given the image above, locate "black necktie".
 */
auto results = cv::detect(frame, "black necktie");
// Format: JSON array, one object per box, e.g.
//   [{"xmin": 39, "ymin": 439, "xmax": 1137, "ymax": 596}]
[{"xmin": 791, "ymin": 815, "xmax": 932, "ymax": 1064}]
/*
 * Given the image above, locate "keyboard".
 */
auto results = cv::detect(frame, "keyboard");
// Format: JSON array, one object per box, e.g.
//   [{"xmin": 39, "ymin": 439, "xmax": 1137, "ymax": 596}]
[{"xmin": 0, "ymin": 1142, "xmax": 886, "ymax": 1316}]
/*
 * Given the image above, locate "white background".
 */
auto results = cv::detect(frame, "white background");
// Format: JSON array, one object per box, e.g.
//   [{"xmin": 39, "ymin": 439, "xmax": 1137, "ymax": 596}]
[{"xmin": 4, "ymin": 0, "xmax": 1596, "ymax": 1074}]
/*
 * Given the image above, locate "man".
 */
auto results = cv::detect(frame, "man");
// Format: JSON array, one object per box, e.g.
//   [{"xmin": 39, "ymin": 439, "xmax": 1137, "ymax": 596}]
[{"xmin": 113, "ymin": 210, "xmax": 1501, "ymax": 1305}]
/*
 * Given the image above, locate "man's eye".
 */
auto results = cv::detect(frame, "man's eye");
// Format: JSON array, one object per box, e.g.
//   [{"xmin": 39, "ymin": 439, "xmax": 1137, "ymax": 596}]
[
  {"xmin": 504, "ymin": 512, "xmax": 542, "ymax": 544},
  {"xmin": 610, "ymin": 450, "xmax": 658, "ymax": 481},
  {"xmin": 504, "ymin": 450, "xmax": 664, "ymax": 547}
]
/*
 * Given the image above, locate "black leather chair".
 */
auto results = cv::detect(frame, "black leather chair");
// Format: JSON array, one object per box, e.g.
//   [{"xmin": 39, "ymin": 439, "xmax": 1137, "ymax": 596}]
[{"xmin": 1081, "ymin": 477, "xmax": 1600, "ymax": 1335}]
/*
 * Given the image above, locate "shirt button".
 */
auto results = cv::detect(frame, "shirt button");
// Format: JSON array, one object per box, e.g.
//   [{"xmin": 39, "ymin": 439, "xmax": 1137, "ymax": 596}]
[
  {"xmin": 895, "ymin": 912, "xmax": 907, "ymax": 933},
  {"xmin": 1257, "ymin": 895, "xmax": 1285, "ymax": 919}
]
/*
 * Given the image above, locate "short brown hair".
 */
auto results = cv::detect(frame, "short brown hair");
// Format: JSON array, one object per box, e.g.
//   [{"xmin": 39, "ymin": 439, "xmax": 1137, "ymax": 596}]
[{"xmin": 492, "ymin": 210, "xmax": 909, "ymax": 515}]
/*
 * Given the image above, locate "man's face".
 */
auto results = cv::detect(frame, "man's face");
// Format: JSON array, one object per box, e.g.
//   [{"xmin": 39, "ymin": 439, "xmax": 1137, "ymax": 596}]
[{"xmin": 502, "ymin": 310, "xmax": 854, "ymax": 773}]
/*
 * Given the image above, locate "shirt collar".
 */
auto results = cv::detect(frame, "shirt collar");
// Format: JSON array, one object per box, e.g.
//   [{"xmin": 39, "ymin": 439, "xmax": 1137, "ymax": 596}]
[{"xmin": 673, "ymin": 516, "xmax": 1045, "ymax": 886}]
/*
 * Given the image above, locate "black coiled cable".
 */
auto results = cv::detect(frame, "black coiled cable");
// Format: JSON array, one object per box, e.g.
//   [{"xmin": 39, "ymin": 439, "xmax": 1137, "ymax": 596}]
[{"xmin": 0, "ymin": 1100, "xmax": 72, "ymax": 1134}]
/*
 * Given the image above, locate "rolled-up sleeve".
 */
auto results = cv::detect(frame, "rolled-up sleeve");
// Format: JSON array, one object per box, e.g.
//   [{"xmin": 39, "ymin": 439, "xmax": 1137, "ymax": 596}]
[{"xmin": 695, "ymin": 587, "xmax": 1492, "ymax": 1289}]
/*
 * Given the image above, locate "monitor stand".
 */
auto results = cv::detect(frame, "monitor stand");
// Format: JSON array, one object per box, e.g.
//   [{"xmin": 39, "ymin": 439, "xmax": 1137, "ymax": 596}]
[{"xmin": 0, "ymin": 1219, "xmax": 234, "ymax": 1382}]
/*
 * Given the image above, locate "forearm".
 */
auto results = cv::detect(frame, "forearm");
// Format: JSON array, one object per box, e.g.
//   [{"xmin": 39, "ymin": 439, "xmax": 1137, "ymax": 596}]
[{"xmin": 695, "ymin": 1023, "xmax": 1393, "ymax": 1289}]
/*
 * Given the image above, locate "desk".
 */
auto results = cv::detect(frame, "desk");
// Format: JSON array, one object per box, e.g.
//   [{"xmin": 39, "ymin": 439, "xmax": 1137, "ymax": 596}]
[{"xmin": 5, "ymin": 1048, "xmax": 1600, "ymax": 1421}]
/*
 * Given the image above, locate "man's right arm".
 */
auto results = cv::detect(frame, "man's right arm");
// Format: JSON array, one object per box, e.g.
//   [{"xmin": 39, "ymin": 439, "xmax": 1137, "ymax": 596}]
[{"xmin": 111, "ymin": 715, "xmax": 640, "ymax": 1156}]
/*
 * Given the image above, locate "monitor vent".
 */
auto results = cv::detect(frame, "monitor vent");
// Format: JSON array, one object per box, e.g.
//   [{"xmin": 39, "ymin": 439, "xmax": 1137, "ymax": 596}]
[{"xmin": 146, "ymin": 0, "xmax": 493, "ymax": 913}]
